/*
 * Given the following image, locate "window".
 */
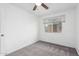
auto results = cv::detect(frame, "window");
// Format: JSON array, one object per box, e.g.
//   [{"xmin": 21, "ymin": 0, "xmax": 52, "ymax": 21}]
[
  {"xmin": 45, "ymin": 22, "xmax": 62, "ymax": 33},
  {"xmin": 44, "ymin": 15, "xmax": 65, "ymax": 33}
]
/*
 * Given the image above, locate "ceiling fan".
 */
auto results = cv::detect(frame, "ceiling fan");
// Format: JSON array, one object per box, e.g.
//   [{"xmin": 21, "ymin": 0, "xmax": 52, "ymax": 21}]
[{"xmin": 33, "ymin": 3, "xmax": 48, "ymax": 11}]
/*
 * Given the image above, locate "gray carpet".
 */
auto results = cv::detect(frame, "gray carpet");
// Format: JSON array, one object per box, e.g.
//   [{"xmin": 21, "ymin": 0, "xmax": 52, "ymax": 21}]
[{"xmin": 6, "ymin": 41, "xmax": 78, "ymax": 56}]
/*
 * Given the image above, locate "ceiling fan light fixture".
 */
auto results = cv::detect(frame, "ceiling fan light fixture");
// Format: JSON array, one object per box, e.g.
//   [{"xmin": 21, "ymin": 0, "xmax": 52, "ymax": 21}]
[{"xmin": 33, "ymin": 3, "xmax": 48, "ymax": 11}]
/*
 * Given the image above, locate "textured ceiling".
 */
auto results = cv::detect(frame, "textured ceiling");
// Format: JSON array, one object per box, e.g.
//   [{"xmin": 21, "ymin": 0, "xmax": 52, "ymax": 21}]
[{"xmin": 12, "ymin": 3, "xmax": 78, "ymax": 17}]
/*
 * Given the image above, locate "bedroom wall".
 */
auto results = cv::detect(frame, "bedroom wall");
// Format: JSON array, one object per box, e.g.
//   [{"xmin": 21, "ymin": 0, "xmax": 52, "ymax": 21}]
[
  {"xmin": 0, "ymin": 4, "xmax": 38, "ymax": 55},
  {"xmin": 39, "ymin": 9, "xmax": 76, "ymax": 48},
  {"xmin": 76, "ymin": 4, "xmax": 79, "ymax": 55}
]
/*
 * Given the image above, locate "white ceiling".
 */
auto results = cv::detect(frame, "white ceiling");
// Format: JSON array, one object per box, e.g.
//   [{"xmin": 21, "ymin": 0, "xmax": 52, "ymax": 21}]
[{"xmin": 12, "ymin": 3, "xmax": 78, "ymax": 17}]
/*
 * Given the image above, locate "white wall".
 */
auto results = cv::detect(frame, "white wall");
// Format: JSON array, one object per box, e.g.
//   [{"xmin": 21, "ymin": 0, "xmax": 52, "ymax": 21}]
[
  {"xmin": 0, "ymin": 4, "xmax": 38, "ymax": 55},
  {"xmin": 39, "ymin": 9, "xmax": 76, "ymax": 48},
  {"xmin": 76, "ymin": 4, "xmax": 79, "ymax": 55}
]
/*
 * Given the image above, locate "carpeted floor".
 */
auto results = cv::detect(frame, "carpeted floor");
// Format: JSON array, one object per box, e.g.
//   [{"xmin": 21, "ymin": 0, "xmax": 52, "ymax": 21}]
[{"xmin": 6, "ymin": 41, "xmax": 78, "ymax": 56}]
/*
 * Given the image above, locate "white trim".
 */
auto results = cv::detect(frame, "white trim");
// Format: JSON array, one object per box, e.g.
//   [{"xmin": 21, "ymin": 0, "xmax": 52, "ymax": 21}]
[
  {"xmin": 0, "ymin": 53, "xmax": 6, "ymax": 56},
  {"xmin": 75, "ymin": 48, "xmax": 79, "ymax": 55},
  {"xmin": 6, "ymin": 40, "xmax": 38, "ymax": 55}
]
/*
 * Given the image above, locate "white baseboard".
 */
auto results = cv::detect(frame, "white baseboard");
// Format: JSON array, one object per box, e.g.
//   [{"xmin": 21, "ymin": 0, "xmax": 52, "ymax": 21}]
[
  {"xmin": 6, "ymin": 40, "xmax": 38, "ymax": 55},
  {"xmin": 40, "ymin": 40, "xmax": 74, "ymax": 48},
  {"xmin": 75, "ymin": 48, "xmax": 79, "ymax": 55},
  {"xmin": 0, "ymin": 53, "xmax": 6, "ymax": 56}
]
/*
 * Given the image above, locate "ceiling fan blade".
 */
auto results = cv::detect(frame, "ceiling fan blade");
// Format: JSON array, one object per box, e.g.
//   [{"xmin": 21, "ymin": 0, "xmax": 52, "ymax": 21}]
[
  {"xmin": 41, "ymin": 3, "xmax": 48, "ymax": 9},
  {"xmin": 33, "ymin": 5, "xmax": 37, "ymax": 11}
]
